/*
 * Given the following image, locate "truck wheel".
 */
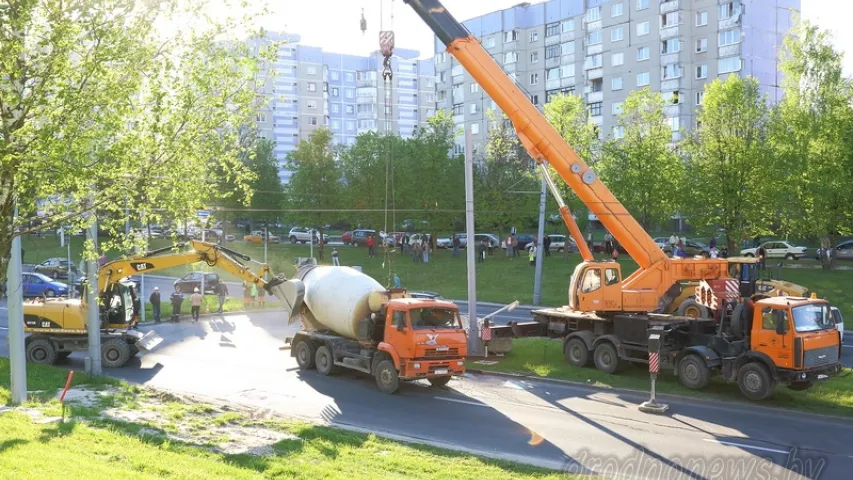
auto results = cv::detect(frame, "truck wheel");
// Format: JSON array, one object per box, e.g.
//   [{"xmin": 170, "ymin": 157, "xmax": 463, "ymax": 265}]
[
  {"xmin": 428, "ymin": 376, "xmax": 451, "ymax": 388},
  {"xmin": 26, "ymin": 338, "xmax": 57, "ymax": 365},
  {"xmin": 737, "ymin": 362, "xmax": 775, "ymax": 400},
  {"xmin": 294, "ymin": 340, "xmax": 316, "ymax": 370},
  {"xmin": 787, "ymin": 381, "xmax": 813, "ymax": 391},
  {"xmin": 374, "ymin": 359, "xmax": 400, "ymax": 394},
  {"xmin": 677, "ymin": 298, "xmax": 709, "ymax": 319},
  {"xmin": 101, "ymin": 338, "xmax": 131, "ymax": 368},
  {"xmin": 315, "ymin": 345, "xmax": 338, "ymax": 376},
  {"xmin": 593, "ymin": 342, "xmax": 623, "ymax": 374},
  {"xmin": 678, "ymin": 354, "xmax": 710, "ymax": 390},
  {"xmin": 564, "ymin": 338, "xmax": 591, "ymax": 367}
]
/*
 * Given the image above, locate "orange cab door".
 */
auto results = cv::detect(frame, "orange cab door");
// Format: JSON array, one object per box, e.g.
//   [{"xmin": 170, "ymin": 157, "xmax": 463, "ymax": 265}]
[
  {"xmin": 385, "ymin": 309, "xmax": 413, "ymax": 360},
  {"xmin": 576, "ymin": 265, "xmax": 623, "ymax": 312},
  {"xmin": 753, "ymin": 306, "xmax": 794, "ymax": 369}
]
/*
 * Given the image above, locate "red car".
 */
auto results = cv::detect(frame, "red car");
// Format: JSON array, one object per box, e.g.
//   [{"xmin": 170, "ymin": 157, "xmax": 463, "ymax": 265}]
[{"xmin": 341, "ymin": 231, "xmax": 353, "ymax": 245}]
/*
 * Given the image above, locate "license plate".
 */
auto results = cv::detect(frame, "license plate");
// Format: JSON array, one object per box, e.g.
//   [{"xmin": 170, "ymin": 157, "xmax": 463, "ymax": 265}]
[
  {"xmin": 436, "ymin": 345, "xmax": 449, "ymax": 352},
  {"xmin": 433, "ymin": 369, "xmax": 448, "ymax": 375}
]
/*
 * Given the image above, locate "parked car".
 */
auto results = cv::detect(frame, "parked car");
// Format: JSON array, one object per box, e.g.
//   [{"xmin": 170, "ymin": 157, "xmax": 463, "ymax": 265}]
[
  {"xmin": 515, "ymin": 234, "xmax": 535, "ymax": 251},
  {"xmin": 350, "ymin": 229, "xmax": 386, "ymax": 247},
  {"xmin": 741, "ymin": 241, "xmax": 807, "ymax": 260},
  {"xmin": 244, "ymin": 230, "xmax": 280, "ymax": 244},
  {"xmin": 545, "ymin": 234, "xmax": 577, "ymax": 252},
  {"xmin": 174, "ymin": 272, "xmax": 221, "ymax": 294},
  {"xmin": 287, "ymin": 227, "xmax": 327, "ymax": 244},
  {"xmin": 663, "ymin": 239, "xmax": 710, "ymax": 258},
  {"xmin": 341, "ymin": 231, "xmax": 353, "ymax": 245},
  {"xmin": 652, "ymin": 237, "xmax": 670, "ymax": 250},
  {"xmin": 10, "ymin": 272, "xmax": 70, "ymax": 298},
  {"xmin": 831, "ymin": 307, "xmax": 844, "ymax": 342},
  {"xmin": 33, "ymin": 258, "xmax": 79, "ymax": 280},
  {"xmin": 816, "ymin": 239, "xmax": 853, "ymax": 261}
]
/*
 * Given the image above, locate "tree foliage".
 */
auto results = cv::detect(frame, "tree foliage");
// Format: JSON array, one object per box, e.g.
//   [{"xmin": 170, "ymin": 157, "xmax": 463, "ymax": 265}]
[
  {"xmin": 285, "ymin": 128, "xmax": 342, "ymax": 230},
  {"xmin": 598, "ymin": 88, "xmax": 683, "ymax": 230}
]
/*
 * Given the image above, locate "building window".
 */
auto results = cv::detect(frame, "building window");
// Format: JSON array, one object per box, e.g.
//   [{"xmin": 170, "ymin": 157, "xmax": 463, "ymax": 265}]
[
  {"xmin": 612, "ymin": 77, "xmax": 623, "ymax": 91},
  {"xmin": 531, "ymin": 94, "xmax": 539, "ymax": 105},
  {"xmin": 611, "ymin": 27, "xmax": 624, "ymax": 42},
  {"xmin": 546, "ymin": 67, "xmax": 559, "ymax": 80},
  {"xmin": 560, "ymin": 64, "xmax": 575, "ymax": 78},
  {"xmin": 452, "ymin": 103, "xmax": 463, "ymax": 115},
  {"xmin": 504, "ymin": 30, "xmax": 518, "ymax": 43},
  {"xmin": 611, "ymin": 3, "xmax": 624, "ymax": 17},
  {"xmin": 346, "ymin": 121, "xmax": 354, "ymax": 130},
  {"xmin": 486, "ymin": 36, "xmax": 496, "ymax": 48},
  {"xmin": 309, "ymin": 117, "xmax": 318, "ymax": 126},
  {"xmin": 561, "ymin": 41, "xmax": 575, "ymax": 55},
  {"xmin": 345, "ymin": 89, "xmax": 354, "ymax": 98},
  {"xmin": 587, "ymin": 30, "xmax": 602, "ymax": 45},
  {"xmin": 612, "ymin": 52, "xmax": 624, "ymax": 66},
  {"xmin": 612, "ymin": 102, "xmax": 623, "ymax": 115},
  {"xmin": 346, "ymin": 105, "xmax": 354, "ymax": 114},
  {"xmin": 696, "ymin": 11, "xmax": 708, "ymax": 26},
  {"xmin": 584, "ymin": 54, "xmax": 602, "ymax": 69},
  {"xmin": 720, "ymin": 2, "xmax": 735, "ymax": 20},
  {"xmin": 530, "ymin": 31, "xmax": 539, "ymax": 42},
  {"xmin": 718, "ymin": 56, "xmax": 742, "ymax": 74},
  {"xmin": 661, "ymin": 12, "xmax": 679, "ymax": 27},
  {"xmin": 451, "ymin": 65, "xmax": 464, "ymax": 76},
  {"xmin": 306, "ymin": 66, "xmax": 317, "ymax": 75},
  {"xmin": 669, "ymin": 117, "xmax": 680, "ymax": 132},
  {"xmin": 696, "ymin": 91, "xmax": 705, "ymax": 105},
  {"xmin": 587, "ymin": 7, "xmax": 601, "ymax": 22},
  {"xmin": 331, "ymin": 87, "xmax": 339, "ymax": 97},
  {"xmin": 331, "ymin": 71, "xmax": 340, "ymax": 80},
  {"xmin": 471, "ymin": 123, "xmax": 480, "ymax": 135},
  {"xmin": 545, "ymin": 87, "xmax": 575, "ymax": 103},
  {"xmin": 530, "ymin": 73, "xmax": 539, "ymax": 85},
  {"xmin": 636, "ymin": 72, "xmax": 650, "ymax": 86},
  {"xmin": 469, "ymin": 103, "xmax": 479, "ymax": 114},
  {"xmin": 331, "ymin": 104, "xmax": 339, "ymax": 113},
  {"xmin": 696, "ymin": 38, "xmax": 708, "ymax": 53},
  {"xmin": 331, "ymin": 120, "xmax": 340, "ymax": 129},
  {"xmin": 434, "ymin": 53, "xmax": 446, "ymax": 64},
  {"xmin": 637, "ymin": 0, "xmax": 648, "ymax": 10},
  {"xmin": 662, "ymin": 63, "xmax": 682, "ymax": 79},
  {"xmin": 426, "ymin": 78, "xmax": 434, "ymax": 88},
  {"xmin": 470, "ymin": 83, "xmax": 480, "ymax": 93},
  {"xmin": 589, "ymin": 102, "xmax": 602, "ymax": 116},
  {"xmin": 503, "ymin": 51, "xmax": 518, "ymax": 64},
  {"xmin": 345, "ymin": 73, "xmax": 354, "ymax": 82},
  {"xmin": 696, "ymin": 64, "xmax": 708, "ymax": 79},
  {"xmin": 637, "ymin": 47, "xmax": 650, "ymax": 61},
  {"xmin": 546, "ymin": 44, "xmax": 561, "ymax": 59},
  {"xmin": 307, "ymin": 82, "xmax": 317, "ymax": 92},
  {"xmin": 438, "ymin": 90, "xmax": 447, "ymax": 102},
  {"xmin": 661, "ymin": 38, "xmax": 680, "ymax": 54},
  {"xmin": 255, "ymin": 112, "xmax": 266, "ymax": 122},
  {"xmin": 562, "ymin": 19, "xmax": 575, "ymax": 33},
  {"xmin": 545, "ymin": 22, "xmax": 560, "ymax": 37},
  {"xmin": 719, "ymin": 29, "xmax": 741, "ymax": 47},
  {"xmin": 637, "ymin": 21, "xmax": 650, "ymax": 36},
  {"xmin": 612, "ymin": 125, "xmax": 625, "ymax": 139},
  {"xmin": 530, "ymin": 51, "xmax": 539, "ymax": 63}
]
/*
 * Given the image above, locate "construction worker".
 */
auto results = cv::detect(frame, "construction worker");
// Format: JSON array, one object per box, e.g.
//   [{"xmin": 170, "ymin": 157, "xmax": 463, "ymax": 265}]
[
  {"xmin": 215, "ymin": 282, "xmax": 228, "ymax": 314},
  {"xmin": 332, "ymin": 247, "xmax": 340, "ymax": 266},
  {"xmin": 149, "ymin": 287, "xmax": 161, "ymax": 323},
  {"xmin": 190, "ymin": 287, "xmax": 202, "ymax": 322}
]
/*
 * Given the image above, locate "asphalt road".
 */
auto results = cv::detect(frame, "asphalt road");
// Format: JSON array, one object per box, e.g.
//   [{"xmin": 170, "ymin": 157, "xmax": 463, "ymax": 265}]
[{"xmin": 1, "ymin": 307, "xmax": 853, "ymax": 478}]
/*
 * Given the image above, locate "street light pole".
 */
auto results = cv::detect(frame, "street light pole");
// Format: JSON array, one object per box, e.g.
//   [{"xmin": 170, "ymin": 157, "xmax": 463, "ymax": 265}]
[
  {"xmin": 86, "ymin": 212, "xmax": 102, "ymax": 376},
  {"xmin": 464, "ymin": 127, "xmax": 482, "ymax": 356},
  {"xmin": 7, "ymin": 203, "xmax": 27, "ymax": 404},
  {"xmin": 533, "ymin": 173, "xmax": 546, "ymax": 306}
]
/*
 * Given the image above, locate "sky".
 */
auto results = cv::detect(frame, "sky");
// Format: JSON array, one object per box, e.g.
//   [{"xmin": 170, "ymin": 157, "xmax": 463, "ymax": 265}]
[{"xmin": 245, "ymin": 0, "xmax": 852, "ymax": 75}]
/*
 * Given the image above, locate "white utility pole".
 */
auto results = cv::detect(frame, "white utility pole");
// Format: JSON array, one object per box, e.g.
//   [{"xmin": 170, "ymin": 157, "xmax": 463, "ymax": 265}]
[
  {"xmin": 7, "ymin": 204, "xmax": 27, "ymax": 404},
  {"xmin": 264, "ymin": 227, "xmax": 268, "ymax": 265},
  {"xmin": 86, "ymin": 215, "xmax": 102, "ymax": 376},
  {"xmin": 533, "ymin": 174, "xmax": 546, "ymax": 305},
  {"xmin": 200, "ymin": 227, "xmax": 206, "ymax": 298},
  {"xmin": 464, "ymin": 128, "xmax": 482, "ymax": 356}
]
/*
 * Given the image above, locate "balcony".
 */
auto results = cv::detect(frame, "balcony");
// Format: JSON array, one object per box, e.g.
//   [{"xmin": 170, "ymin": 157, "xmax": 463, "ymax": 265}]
[
  {"xmin": 663, "ymin": 104, "xmax": 680, "ymax": 117},
  {"xmin": 719, "ymin": 12, "xmax": 742, "ymax": 30},
  {"xmin": 589, "ymin": 115, "xmax": 603, "ymax": 126},
  {"xmin": 504, "ymin": 62, "xmax": 517, "ymax": 73},
  {"xmin": 357, "ymin": 111, "xmax": 376, "ymax": 120},
  {"xmin": 660, "ymin": 53, "xmax": 680, "ymax": 65},
  {"xmin": 356, "ymin": 78, "xmax": 377, "ymax": 88},
  {"xmin": 545, "ymin": 34, "xmax": 560, "ymax": 46},
  {"xmin": 660, "ymin": 0, "xmax": 678, "ymax": 14},
  {"xmin": 587, "ymin": 68, "xmax": 603, "ymax": 80},
  {"xmin": 546, "ymin": 57, "xmax": 561, "ymax": 69},
  {"xmin": 719, "ymin": 44, "xmax": 741, "ymax": 58},
  {"xmin": 452, "ymin": 114, "xmax": 464, "ymax": 124},
  {"xmin": 586, "ymin": 91, "xmax": 603, "ymax": 103},
  {"xmin": 356, "ymin": 95, "xmax": 377, "ymax": 104},
  {"xmin": 546, "ymin": 78, "xmax": 561, "ymax": 90},
  {"xmin": 660, "ymin": 78, "xmax": 682, "ymax": 91},
  {"xmin": 660, "ymin": 26, "xmax": 679, "ymax": 39},
  {"xmin": 561, "ymin": 77, "xmax": 575, "ymax": 88},
  {"xmin": 586, "ymin": 20, "xmax": 602, "ymax": 32},
  {"xmin": 587, "ymin": 44, "xmax": 602, "ymax": 55}
]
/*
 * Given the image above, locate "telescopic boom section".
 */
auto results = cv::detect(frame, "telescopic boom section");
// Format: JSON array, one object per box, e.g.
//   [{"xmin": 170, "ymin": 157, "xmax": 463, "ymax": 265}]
[{"xmin": 404, "ymin": 0, "xmax": 666, "ymax": 269}]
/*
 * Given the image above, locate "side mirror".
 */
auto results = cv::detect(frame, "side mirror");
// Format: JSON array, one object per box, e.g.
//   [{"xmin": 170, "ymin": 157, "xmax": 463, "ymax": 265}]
[{"xmin": 775, "ymin": 316, "xmax": 788, "ymax": 335}]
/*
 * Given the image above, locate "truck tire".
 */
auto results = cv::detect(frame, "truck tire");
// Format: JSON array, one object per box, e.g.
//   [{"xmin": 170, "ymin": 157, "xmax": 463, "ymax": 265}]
[
  {"xmin": 26, "ymin": 338, "xmax": 57, "ymax": 365},
  {"xmin": 730, "ymin": 302, "xmax": 747, "ymax": 339},
  {"xmin": 428, "ymin": 376, "xmax": 451, "ymax": 388},
  {"xmin": 374, "ymin": 359, "xmax": 400, "ymax": 394},
  {"xmin": 101, "ymin": 338, "xmax": 131, "ymax": 368},
  {"xmin": 677, "ymin": 298, "xmax": 709, "ymax": 319},
  {"xmin": 787, "ymin": 381, "xmax": 812, "ymax": 391},
  {"xmin": 564, "ymin": 338, "xmax": 591, "ymax": 367},
  {"xmin": 294, "ymin": 340, "xmax": 316, "ymax": 370},
  {"xmin": 737, "ymin": 362, "xmax": 775, "ymax": 400},
  {"xmin": 593, "ymin": 342, "xmax": 623, "ymax": 374},
  {"xmin": 315, "ymin": 345, "xmax": 338, "ymax": 376},
  {"xmin": 678, "ymin": 354, "xmax": 710, "ymax": 390}
]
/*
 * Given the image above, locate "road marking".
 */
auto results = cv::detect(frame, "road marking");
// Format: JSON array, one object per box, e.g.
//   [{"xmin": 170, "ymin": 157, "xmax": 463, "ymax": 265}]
[
  {"xmin": 842, "ymin": 345, "xmax": 853, "ymax": 349},
  {"xmin": 0, "ymin": 326, "xmax": 8, "ymax": 330},
  {"xmin": 704, "ymin": 439, "xmax": 790, "ymax": 455},
  {"xmin": 434, "ymin": 396, "xmax": 489, "ymax": 408}
]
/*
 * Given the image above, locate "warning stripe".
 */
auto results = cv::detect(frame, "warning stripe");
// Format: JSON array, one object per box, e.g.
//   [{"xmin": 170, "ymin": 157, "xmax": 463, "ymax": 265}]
[
  {"xmin": 481, "ymin": 326, "xmax": 492, "ymax": 341},
  {"xmin": 649, "ymin": 352, "xmax": 660, "ymax": 373}
]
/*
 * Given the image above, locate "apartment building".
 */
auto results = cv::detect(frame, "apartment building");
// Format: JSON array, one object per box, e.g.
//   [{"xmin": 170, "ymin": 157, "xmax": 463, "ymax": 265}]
[
  {"xmin": 434, "ymin": 0, "xmax": 800, "ymax": 156},
  {"xmin": 250, "ymin": 33, "xmax": 436, "ymax": 184}
]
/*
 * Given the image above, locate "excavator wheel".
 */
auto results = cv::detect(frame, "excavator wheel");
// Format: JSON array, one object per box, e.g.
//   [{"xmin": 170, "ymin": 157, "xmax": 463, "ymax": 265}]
[
  {"xmin": 101, "ymin": 338, "xmax": 132, "ymax": 368},
  {"xmin": 26, "ymin": 338, "xmax": 58, "ymax": 365},
  {"xmin": 294, "ymin": 340, "xmax": 316, "ymax": 370}
]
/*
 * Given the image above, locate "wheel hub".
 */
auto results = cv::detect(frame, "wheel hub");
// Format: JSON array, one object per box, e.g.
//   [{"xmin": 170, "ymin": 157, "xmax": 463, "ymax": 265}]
[
  {"xmin": 685, "ymin": 363, "xmax": 699, "ymax": 381},
  {"xmin": 601, "ymin": 352, "xmax": 612, "ymax": 365},
  {"xmin": 33, "ymin": 348, "xmax": 47, "ymax": 361},
  {"xmin": 685, "ymin": 307, "xmax": 700, "ymax": 318},
  {"xmin": 570, "ymin": 346, "xmax": 582, "ymax": 361},
  {"xmin": 380, "ymin": 369, "xmax": 392, "ymax": 384},
  {"xmin": 106, "ymin": 348, "xmax": 119, "ymax": 361},
  {"xmin": 745, "ymin": 372, "xmax": 761, "ymax": 391}
]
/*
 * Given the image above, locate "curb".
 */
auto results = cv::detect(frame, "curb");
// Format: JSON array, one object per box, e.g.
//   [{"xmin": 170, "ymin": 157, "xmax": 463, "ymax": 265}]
[
  {"xmin": 466, "ymin": 368, "xmax": 853, "ymax": 426},
  {"xmin": 138, "ymin": 307, "xmax": 287, "ymax": 325}
]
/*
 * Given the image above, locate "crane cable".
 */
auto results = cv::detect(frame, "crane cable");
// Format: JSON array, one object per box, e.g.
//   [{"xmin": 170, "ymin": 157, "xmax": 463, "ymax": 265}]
[{"xmin": 379, "ymin": 0, "xmax": 396, "ymax": 288}]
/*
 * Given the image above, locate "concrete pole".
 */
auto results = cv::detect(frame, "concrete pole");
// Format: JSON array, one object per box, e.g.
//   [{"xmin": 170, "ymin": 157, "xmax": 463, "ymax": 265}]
[
  {"xmin": 464, "ymin": 128, "xmax": 482, "ymax": 356},
  {"xmin": 533, "ymin": 174, "xmax": 546, "ymax": 306},
  {"xmin": 200, "ymin": 227, "xmax": 206, "ymax": 300},
  {"xmin": 86, "ymin": 216, "xmax": 102, "ymax": 376},
  {"xmin": 7, "ymin": 204, "xmax": 27, "ymax": 404},
  {"xmin": 264, "ymin": 227, "xmax": 268, "ymax": 265}
]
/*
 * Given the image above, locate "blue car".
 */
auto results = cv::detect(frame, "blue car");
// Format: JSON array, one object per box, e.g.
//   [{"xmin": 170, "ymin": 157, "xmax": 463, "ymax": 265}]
[{"xmin": 19, "ymin": 272, "xmax": 69, "ymax": 298}]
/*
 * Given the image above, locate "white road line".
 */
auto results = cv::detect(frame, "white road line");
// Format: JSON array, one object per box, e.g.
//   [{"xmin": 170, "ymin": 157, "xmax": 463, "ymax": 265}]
[
  {"xmin": 0, "ymin": 326, "xmax": 8, "ymax": 330},
  {"xmin": 433, "ymin": 396, "xmax": 489, "ymax": 408},
  {"xmin": 704, "ymin": 439, "xmax": 790, "ymax": 455},
  {"xmin": 842, "ymin": 345, "xmax": 853, "ymax": 349}
]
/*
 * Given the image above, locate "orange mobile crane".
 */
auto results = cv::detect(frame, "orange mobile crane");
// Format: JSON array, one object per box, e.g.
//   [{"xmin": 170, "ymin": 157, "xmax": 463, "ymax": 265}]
[{"xmin": 405, "ymin": 0, "xmax": 841, "ymax": 400}]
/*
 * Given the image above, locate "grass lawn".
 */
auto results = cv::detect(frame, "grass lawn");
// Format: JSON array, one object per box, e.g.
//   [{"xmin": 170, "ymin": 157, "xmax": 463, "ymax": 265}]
[
  {"xmin": 474, "ymin": 338, "xmax": 853, "ymax": 418},
  {"xmin": 0, "ymin": 358, "xmax": 566, "ymax": 479}
]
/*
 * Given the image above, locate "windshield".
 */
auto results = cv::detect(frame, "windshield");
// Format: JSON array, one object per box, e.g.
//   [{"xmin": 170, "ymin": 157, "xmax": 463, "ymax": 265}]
[
  {"xmin": 792, "ymin": 304, "xmax": 836, "ymax": 333},
  {"xmin": 409, "ymin": 308, "xmax": 461, "ymax": 329}
]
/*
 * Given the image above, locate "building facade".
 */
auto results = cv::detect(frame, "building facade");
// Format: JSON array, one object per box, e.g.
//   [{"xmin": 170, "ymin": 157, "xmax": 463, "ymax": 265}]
[
  {"xmin": 434, "ymin": 0, "xmax": 800, "ymax": 155},
  {"xmin": 252, "ymin": 33, "xmax": 436, "ymax": 184}
]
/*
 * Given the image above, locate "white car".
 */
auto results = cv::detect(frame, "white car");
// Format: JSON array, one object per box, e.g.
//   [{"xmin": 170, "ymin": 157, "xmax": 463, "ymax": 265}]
[
  {"xmin": 740, "ymin": 241, "xmax": 808, "ymax": 260},
  {"xmin": 832, "ymin": 307, "xmax": 844, "ymax": 342},
  {"xmin": 288, "ymin": 227, "xmax": 328, "ymax": 244},
  {"xmin": 546, "ymin": 234, "xmax": 577, "ymax": 252}
]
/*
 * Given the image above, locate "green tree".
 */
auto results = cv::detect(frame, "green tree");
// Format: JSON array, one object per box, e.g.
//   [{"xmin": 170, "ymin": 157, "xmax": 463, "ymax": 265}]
[
  {"xmin": 773, "ymin": 20, "xmax": 853, "ymax": 267},
  {"xmin": 0, "ymin": 0, "xmax": 272, "ymax": 280},
  {"xmin": 681, "ymin": 76, "xmax": 774, "ymax": 252},
  {"xmin": 247, "ymin": 137, "xmax": 284, "ymax": 228},
  {"xmin": 597, "ymin": 88, "xmax": 683, "ymax": 231},
  {"xmin": 285, "ymin": 128, "xmax": 341, "ymax": 232}
]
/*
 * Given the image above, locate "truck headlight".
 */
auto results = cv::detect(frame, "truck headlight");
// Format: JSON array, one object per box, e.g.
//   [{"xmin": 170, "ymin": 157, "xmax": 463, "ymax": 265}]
[
  {"xmin": 457, "ymin": 361, "xmax": 464, "ymax": 366},
  {"xmin": 801, "ymin": 372, "xmax": 807, "ymax": 379},
  {"xmin": 413, "ymin": 363, "xmax": 421, "ymax": 369}
]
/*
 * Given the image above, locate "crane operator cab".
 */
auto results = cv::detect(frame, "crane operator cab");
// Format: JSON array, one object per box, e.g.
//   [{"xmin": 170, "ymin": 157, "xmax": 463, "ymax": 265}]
[{"xmin": 569, "ymin": 261, "xmax": 623, "ymax": 311}]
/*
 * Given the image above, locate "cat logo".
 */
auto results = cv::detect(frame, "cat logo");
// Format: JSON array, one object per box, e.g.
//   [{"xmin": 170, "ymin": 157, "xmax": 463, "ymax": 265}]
[
  {"xmin": 130, "ymin": 262, "xmax": 156, "ymax": 272},
  {"xmin": 426, "ymin": 334, "xmax": 439, "ymax": 345}
]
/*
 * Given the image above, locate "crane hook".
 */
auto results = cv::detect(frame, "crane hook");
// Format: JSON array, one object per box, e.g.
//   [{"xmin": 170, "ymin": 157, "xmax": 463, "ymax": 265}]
[{"xmin": 360, "ymin": 8, "xmax": 367, "ymax": 35}]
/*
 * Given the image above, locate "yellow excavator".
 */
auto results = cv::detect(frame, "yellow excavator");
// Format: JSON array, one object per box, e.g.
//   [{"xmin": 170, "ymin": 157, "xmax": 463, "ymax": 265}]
[{"xmin": 23, "ymin": 241, "xmax": 295, "ymax": 368}]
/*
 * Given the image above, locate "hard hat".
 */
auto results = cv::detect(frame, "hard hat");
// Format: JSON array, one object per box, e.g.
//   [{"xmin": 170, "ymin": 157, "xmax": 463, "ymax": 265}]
[
  {"xmin": 810, "ymin": 292, "xmax": 817, "ymax": 299},
  {"xmin": 153, "ymin": 286, "xmax": 159, "ymax": 291},
  {"xmin": 194, "ymin": 287, "xmax": 200, "ymax": 293}
]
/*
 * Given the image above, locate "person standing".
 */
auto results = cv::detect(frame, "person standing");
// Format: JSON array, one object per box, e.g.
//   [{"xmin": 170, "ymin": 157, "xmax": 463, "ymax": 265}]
[
  {"xmin": 215, "ymin": 281, "xmax": 228, "ymax": 314},
  {"xmin": 242, "ymin": 281, "xmax": 252, "ymax": 310},
  {"xmin": 367, "ymin": 234, "xmax": 376, "ymax": 258},
  {"xmin": 332, "ymin": 247, "xmax": 340, "ymax": 266},
  {"xmin": 512, "ymin": 235, "xmax": 519, "ymax": 257},
  {"xmin": 257, "ymin": 282, "xmax": 266, "ymax": 307},
  {"xmin": 250, "ymin": 283, "xmax": 258, "ymax": 308},
  {"xmin": 190, "ymin": 287, "xmax": 202, "ymax": 322},
  {"xmin": 505, "ymin": 234, "xmax": 513, "ymax": 257},
  {"xmin": 452, "ymin": 235, "xmax": 460, "ymax": 257},
  {"xmin": 149, "ymin": 287, "xmax": 161, "ymax": 323},
  {"xmin": 423, "ymin": 239, "xmax": 430, "ymax": 263},
  {"xmin": 317, "ymin": 234, "xmax": 324, "ymax": 261},
  {"xmin": 543, "ymin": 235, "xmax": 552, "ymax": 257},
  {"xmin": 413, "ymin": 241, "xmax": 422, "ymax": 263},
  {"xmin": 529, "ymin": 243, "xmax": 537, "ymax": 266},
  {"xmin": 586, "ymin": 231, "xmax": 593, "ymax": 253},
  {"xmin": 709, "ymin": 235, "xmax": 717, "ymax": 250},
  {"xmin": 669, "ymin": 233, "xmax": 678, "ymax": 257},
  {"xmin": 478, "ymin": 239, "xmax": 486, "ymax": 263}
]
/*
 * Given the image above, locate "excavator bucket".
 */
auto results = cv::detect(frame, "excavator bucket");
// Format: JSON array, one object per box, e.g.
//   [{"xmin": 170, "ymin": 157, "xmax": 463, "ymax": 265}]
[{"xmin": 266, "ymin": 275, "xmax": 305, "ymax": 324}]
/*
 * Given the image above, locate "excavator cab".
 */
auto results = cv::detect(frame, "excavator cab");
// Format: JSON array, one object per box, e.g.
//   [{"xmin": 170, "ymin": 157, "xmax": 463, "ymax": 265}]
[{"xmin": 569, "ymin": 261, "xmax": 623, "ymax": 311}]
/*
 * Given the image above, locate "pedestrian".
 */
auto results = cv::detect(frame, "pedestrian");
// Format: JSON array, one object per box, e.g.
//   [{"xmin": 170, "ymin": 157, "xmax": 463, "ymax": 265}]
[
  {"xmin": 753, "ymin": 235, "xmax": 760, "ymax": 248},
  {"xmin": 529, "ymin": 243, "xmax": 537, "ymax": 266},
  {"xmin": 669, "ymin": 233, "xmax": 678, "ymax": 257},
  {"xmin": 413, "ymin": 241, "xmax": 421, "ymax": 263},
  {"xmin": 367, "ymin": 234, "xmax": 376, "ymax": 258},
  {"xmin": 452, "ymin": 235, "xmax": 460, "ymax": 257},
  {"xmin": 190, "ymin": 287, "xmax": 202, "ymax": 322},
  {"xmin": 250, "ymin": 282, "xmax": 258, "ymax": 308},
  {"xmin": 611, "ymin": 246, "xmax": 619, "ymax": 261},
  {"xmin": 257, "ymin": 282, "xmax": 265, "ymax": 307},
  {"xmin": 393, "ymin": 273, "xmax": 402, "ymax": 289},
  {"xmin": 423, "ymin": 239, "xmax": 430, "ymax": 263},
  {"xmin": 505, "ymin": 234, "xmax": 513, "ymax": 257},
  {"xmin": 150, "ymin": 287, "xmax": 161, "ymax": 323},
  {"xmin": 709, "ymin": 246, "xmax": 719, "ymax": 259},
  {"xmin": 512, "ymin": 235, "xmax": 519, "ymax": 257},
  {"xmin": 487, "ymin": 239, "xmax": 494, "ymax": 256},
  {"xmin": 543, "ymin": 234, "xmax": 552, "ymax": 257},
  {"xmin": 586, "ymin": 231, "xmax": 593, "ymax": 253},
  {"xmin": 403, "ymin": 233, "xmax": 409, "ymax": 253},
  {"xmin": 332, "ymin": 247, "xmax": 340, "ymax": 266},
  {"xmin": 317, "ymin": 234, "xmax": 324, "ymax": 261},
  {"xmin": 757, "ymin": 245, "xmax": 767, "ymax": 270},
  {"xmin": 676, "ymin": 240, "xmax": 687, "ymax": 258},
  {"xmin": 215, "ymin": 281, "xmax": 228, "ymax": 314},
  {"xmin": 478, "ymin": 239, "xmax": 486, "ymax": 263},
  {"xmin": 709, "ymin": 235, "xmax": 717, "ymax": 250}
]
